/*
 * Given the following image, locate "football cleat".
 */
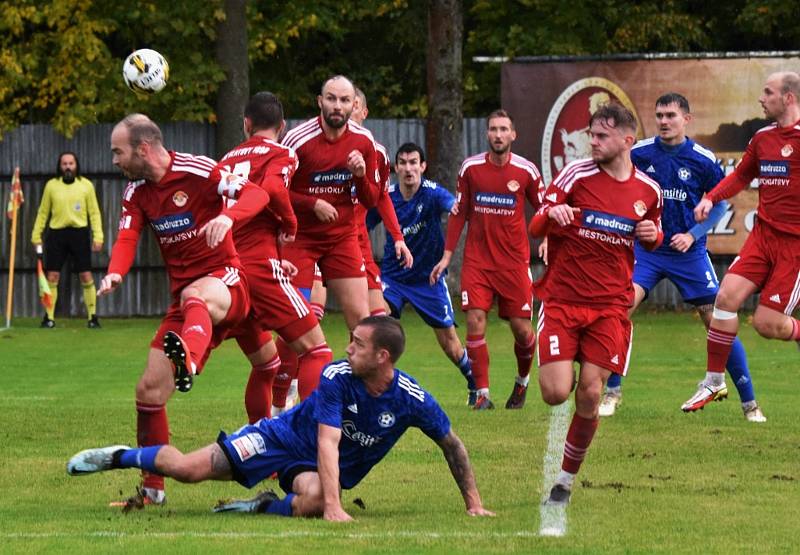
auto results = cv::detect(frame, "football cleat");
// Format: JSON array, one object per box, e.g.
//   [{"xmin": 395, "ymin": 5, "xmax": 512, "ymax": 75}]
[
  {"xmin": 213, "ymin": 489, "xmax": 280, "ymax": 513},
  {"xmin": 87, "ymin": 315, "xmax": 101, "ymax": 329},
  {"xmin": 472, "ymin": 393, "xmax": 495, "ymax": 411},
  {"xmin": 164, "ymin": 331, "xmax": 194, "ymax": 392},
  {"xmin": 109, "ymin": 486, "xmax": 166, "ymax": 511},
  {"xmin": 467, "ymin": 390, "xmax": 478, "ymax": 407},
  {"xmin": 598, "ymin": 389, "xmax": 622, "ymax": 417},
  {"xmin": 544, "ymin": 483, "xmax": 572, "ymax": 506},
  {"xmin": 67, "ymin": 445, "xmax": 130, "ymax": 475},
  {"xmin": 681, "ymin": 381, "xmax": 728, "ymax": 412},
  {"xmin": 40, "ymin": 316, "xmax": 56, "ymax": 328},
  {"xmin": 743, "ymin": 403, "xmax": 767, "ymax": 423},
  {"xmin": 505, "ymin": 382, "xmax": 528, "ymax": 409}
]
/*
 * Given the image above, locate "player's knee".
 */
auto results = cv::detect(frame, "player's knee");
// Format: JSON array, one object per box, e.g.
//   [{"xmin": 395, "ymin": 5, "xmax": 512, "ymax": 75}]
[
  {"xmin": 179, "ymin": 286, "xmax": 203, "ymax": 304},
  {"xmin": 538, "ymin": 381, "xmax": 570, "ymax": 405},
  {"xmin": 713, "ymin": 287, "xmax": 741, "ymax": 312},
  {"xmin": 752, "ymin": 315, "xmax": 783, "ymax": 339}
]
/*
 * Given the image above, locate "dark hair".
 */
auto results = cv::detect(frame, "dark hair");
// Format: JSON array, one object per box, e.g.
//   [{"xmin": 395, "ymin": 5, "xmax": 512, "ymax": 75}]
[
  {"xmin": 655, "ymin": 92, "xmax": 690, "ymax": 113},
  {"xmin": 359, "ymin": 316, "xmax": 405, "ymax": 363},
  {"xmin": 395, "ymin": 142, "xmax": 426, "ymax": 164},
  {"xmin": 57, "ymin": 151, "xmax": 80, "ymax": 177},
  {"xmin": 486, "ymin": 109, "xmax": 514, "ymax": 128},
  {"xmin": 118, "ymin": 113, "xmax": 163, "ymax": 147},
  {"xmin": 589, "ymin": 102, "xmax": 637, "ymax": 134},
  {"xmin": 245, "ymin": 92, "xmax": 284, "ymax": 132}
]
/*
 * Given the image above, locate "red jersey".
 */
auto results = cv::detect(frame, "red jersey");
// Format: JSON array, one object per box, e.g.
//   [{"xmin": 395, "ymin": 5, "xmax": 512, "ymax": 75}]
[
  {"xmin": 354, "ymin": 142, "xmax": 403, "ymax": 251},
  {"xmin": 282, "ymin": 117, "xmax": 381, "ymax": 240},
  {"xmin": 536, "ymin": 159, "xmax": 663, "ymax": 308},
  {"xmin": 108, "ymin": 151, "xmax": 268, "ymax": 298},
  {"xmin": 445, "ymin": 152, "xmax": 543, "ymax": 269},
  {"xmin": 707, "ymin": 121, "xmax": 800, "ymax": 236},
  {"xmin": 219, "ymin": 136, "xmax": 299, "ymax": 260}
]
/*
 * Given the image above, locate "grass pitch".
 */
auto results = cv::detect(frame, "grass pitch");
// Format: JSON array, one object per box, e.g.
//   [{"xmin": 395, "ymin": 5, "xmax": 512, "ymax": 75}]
[{"xmin": 0, "ymin": 310, "xmax": 797, "ymax": 553}]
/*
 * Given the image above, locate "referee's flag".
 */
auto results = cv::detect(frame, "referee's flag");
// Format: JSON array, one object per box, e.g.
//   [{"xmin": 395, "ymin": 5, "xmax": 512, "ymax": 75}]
[
  {"xmin": 37, "ymin": 259, "xmax": 53, "ymax": 310},
  {"xmin": 6, "ymin": 167, "xmax": 23, "ymax": 219}
]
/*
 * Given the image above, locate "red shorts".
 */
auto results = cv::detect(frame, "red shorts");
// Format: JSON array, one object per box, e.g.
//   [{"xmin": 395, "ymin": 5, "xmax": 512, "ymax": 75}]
[
  {"xmin": 359, "ymin": 233, "xmax": 382, "ymax": 291},
  {"xmin": 727, "ymin": 223, "xmax": 800, "ymax": 315},
  {"xmin": 149, "ymin": 267, "xmax": 251, "ymax": 374},
  {"xmin": 283, "ymin": 232, "xmax": 366, "ymax": 289},
  {"xmin": 460, "ymin": 264, "xmax": 533, "ymax": 319},
  {"xmin": 536, "ymin": 301, "xmax": 632, "ymax": 375}
]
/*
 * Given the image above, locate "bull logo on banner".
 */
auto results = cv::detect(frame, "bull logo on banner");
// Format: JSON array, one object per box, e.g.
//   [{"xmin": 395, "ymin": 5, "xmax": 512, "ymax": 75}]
[{"xmin": 541, "ymin": 77, "xmax": 644, "ymax": 184}]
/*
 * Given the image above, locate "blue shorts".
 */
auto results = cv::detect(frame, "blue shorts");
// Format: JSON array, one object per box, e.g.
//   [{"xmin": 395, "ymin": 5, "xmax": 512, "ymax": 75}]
[
  {"xmin": 381, "ymin": 275, "xmax": 456, "ymax": 328},
  {"xmin": 217, "ymin": 422, "xmax": 316, "ymax": 494},
  {"xmin": 633, "ymin": 248, "xmax": 719, "ymax": 305}
]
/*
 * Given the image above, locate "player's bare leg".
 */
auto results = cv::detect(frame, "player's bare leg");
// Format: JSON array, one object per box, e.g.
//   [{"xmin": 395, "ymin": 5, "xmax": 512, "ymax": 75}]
[
  {"xmin": 507, "ymin": 317, "xmax": 536, "ymax": 409},
  {"xmin": 684, "ymin": 273, "xmax": 757, "ymax": 412},
  {"xmin": 326, "ymin": 276, "xmax": 370, "ymax": 330},
  {"xmin": 466, "ymin": 309, "xmax": 492, "ymax": 409},
  {"xmin": 368, "ymin": 288, "xmax": 388, "ymax": 316},
  {"xmin": 434, "ymin": 326, "xmax": 476, "ymax": 404}
]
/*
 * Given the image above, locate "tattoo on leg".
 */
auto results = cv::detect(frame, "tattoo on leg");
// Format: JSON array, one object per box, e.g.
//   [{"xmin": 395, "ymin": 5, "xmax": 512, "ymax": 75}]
[{"xmin": 210, "ymin": 446, "xmax": 231, "ymax": 475}]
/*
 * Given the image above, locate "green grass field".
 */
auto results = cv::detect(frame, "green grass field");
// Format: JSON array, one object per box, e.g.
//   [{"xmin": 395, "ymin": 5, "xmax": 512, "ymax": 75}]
[{"xmin": 1, "ymin": 310, "xmax": 798, "ymax": 554}]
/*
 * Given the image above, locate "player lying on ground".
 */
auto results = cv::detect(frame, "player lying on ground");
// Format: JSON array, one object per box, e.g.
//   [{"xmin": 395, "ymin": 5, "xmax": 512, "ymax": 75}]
[{"xmin": 67, "ymin": 316, "xmax": 495, "ymax": 521}]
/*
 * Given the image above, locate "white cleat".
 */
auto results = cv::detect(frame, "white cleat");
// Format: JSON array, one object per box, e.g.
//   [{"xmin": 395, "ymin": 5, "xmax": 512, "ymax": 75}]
[
  {"xmin": 67, "ymin": 445, "xmax": 130, "ymax": 475},
  {"xmin": 743, "ymin": 404, "xmax": 767, "ymax": 423},
  {"xmin": 681, "ymin": 381, "xmax": 728, "ymax": 412},
  {"xmin": 598, "ymin": 390, "xmax": 622, "ymax": 417}
]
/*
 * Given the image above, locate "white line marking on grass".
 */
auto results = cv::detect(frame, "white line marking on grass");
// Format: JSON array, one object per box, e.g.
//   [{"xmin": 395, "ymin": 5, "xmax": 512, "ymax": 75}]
[
  {"xmin": 539, "ymin": 400, "xmax": 571, "ymax": 537},
  {"xmin": 3, "ymin": 531, "xmax": 540, "ymax": 540}
]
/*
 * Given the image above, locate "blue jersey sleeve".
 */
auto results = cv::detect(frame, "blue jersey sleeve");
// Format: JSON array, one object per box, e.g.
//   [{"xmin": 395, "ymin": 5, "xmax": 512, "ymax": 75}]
[
  {"xmin": 435, "ymin": 185, "xmax": 455, "ymax": 214},
  {"xmin": 414, "ymin": 392, "xmax": 451, "ymax": 441},
  {"xmin": 313, "ymin": 367, "xmax": 346, "ymax": 428},
  {"xmin": 688, "ymin": 199, "xmax": 729, "ymax": 240}
]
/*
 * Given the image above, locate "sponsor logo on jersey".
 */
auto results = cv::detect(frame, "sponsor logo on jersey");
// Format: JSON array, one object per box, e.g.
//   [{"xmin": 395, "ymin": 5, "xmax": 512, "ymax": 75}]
[
  {"xmin": 342, "ymin": 420, "xmax": 381, "ymax": 447},
  {"xmin": 151, "ymin": 211, "xmax": 194, "ymax": 235},
  {"xmin": 782, "ymin": 144, "xmax": 793, "ymax": 157},
  {"xmin": 583, "ymin": 209, "xmax": 635, "ymax": 236},
  {"xmin": 507, "ymin": 180, "xmax": 520, "ymax": 192},
  {"xmin": 541, "ymin": 76, "xmax": 644, "ymax": 184},
  {"xmin": 312, "ymin": 169, "xmax": 352, "ymax": 185},
  {"xmin": 474, "ymin": 192, "xmax": 516, "ymax": 215},
  {"xmin": 678, "ymin": 167, "xmax": 691, "ymax": 181},
  {"xmin": 172, "ymin": 190, "xmax": 188, "ymax": 207},
  {"xmin": 633, "ymin": 200, "xmax": 647, "ymax": 217},
  {"xmin": 231, "ymin": 433, "xmax": 267, "ymax": 462},
  {"xmin": 759, "ymin": 160, "xmax": 790, "ymax": 186},
  {"xmin": 402, "ymin": 220, "xmax": 427, "ymax": 237},
  {"xmin": 378, "ymin": 412, "xmax": 396, "ymax": 428},
  {"xmin": 662, "ymin": 189, "xmax": 688, "ymax": 202}
]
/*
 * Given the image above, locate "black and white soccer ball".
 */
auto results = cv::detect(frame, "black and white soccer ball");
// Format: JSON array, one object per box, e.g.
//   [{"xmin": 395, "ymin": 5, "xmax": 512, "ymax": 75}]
[{"xmin": 122, "ymin": 49, "xmax": 169, "ymax": 94}]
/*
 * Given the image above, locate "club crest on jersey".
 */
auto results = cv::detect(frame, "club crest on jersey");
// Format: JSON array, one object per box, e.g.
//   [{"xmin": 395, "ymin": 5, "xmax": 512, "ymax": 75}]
[
  {"xmin": 677, "ymin": 167, "xmax": 691, "ymax": 181},
  {"xmin": 378, "ymin": 412, "xmax": 396, "ymax": 428},
  {"xmin": 172, "ymin": 191, "xmax": 188, "ymax": 207},
  {"xmin": 583, "ymin": 209, "xmax": 635, "ymax": 236},
  {"xmin": 782, "ymin": 144, "xmax": 793, "ymax": 157},
  {"xmin": 507, "ymin": 180, "xmax": 520, "ymax": 192},
  {"xmin": 633, "ymin": 200, "xmax": 647, "ymax": 217},
  {"xmin": 151, "ymin": 212, "xmax": 194, "ymax": 235}
]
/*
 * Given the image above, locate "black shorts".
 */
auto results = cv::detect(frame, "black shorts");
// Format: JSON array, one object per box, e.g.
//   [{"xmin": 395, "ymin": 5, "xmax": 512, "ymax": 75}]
[{"xmin": 44, "ymin": 227, "xmax": 92, "ymax": 272}]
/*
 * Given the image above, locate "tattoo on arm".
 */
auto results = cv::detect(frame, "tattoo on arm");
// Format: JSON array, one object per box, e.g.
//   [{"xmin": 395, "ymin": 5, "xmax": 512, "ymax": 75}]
[{"xmin": 437, "ymin": 431, "xmax": 477, "ymax": 498}]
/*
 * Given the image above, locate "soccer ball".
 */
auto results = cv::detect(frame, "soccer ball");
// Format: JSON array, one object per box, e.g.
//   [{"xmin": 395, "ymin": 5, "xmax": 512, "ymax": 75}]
[{"xmin": 122, "ymin": 49, "xmax": 169, "ymax": 94}]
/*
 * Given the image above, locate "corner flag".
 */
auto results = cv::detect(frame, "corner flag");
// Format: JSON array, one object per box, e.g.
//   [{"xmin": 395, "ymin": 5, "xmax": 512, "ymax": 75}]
[{"xmin": 6, "ymin": 167, "xmax": 23, "ymax": 219}]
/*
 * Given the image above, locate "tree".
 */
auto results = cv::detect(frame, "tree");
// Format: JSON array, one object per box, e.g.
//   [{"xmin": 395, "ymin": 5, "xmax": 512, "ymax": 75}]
[{"xmin": 214, "ymin": 0, "xmax": 249, "ymax": 158}]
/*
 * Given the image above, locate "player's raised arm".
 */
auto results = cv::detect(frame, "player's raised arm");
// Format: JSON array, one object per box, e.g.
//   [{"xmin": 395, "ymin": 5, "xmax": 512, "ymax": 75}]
[
  {"xmin": 317, "ymin": 423, "xmax": 352, "ymax": 522},
  {"xmin": 435, "ymin": 430, "xmax": 495, "ymax": 517}
]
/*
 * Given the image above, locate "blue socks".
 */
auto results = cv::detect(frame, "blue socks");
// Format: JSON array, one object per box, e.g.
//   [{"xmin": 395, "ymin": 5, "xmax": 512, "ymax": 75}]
[
  {"xmin": 456, "ymin": 351, "xmax": 476, "ymax": 390},
  {"xmin": 726, "ymin": 337, "xmax": 755, "ymax": 403},
  {"xmin": 116, "ymin": 446, "xmax": 164, "ymax": 474},
  {"xmin": 263, "ymin": 493, "xmax": 295, "ymax": 516},
  {"xmin": 606, "ymin": 372, "xmax": 622, "ymax": 389}
]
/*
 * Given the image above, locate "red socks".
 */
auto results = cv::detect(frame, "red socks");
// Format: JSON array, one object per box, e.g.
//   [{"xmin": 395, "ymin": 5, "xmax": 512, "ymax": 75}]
[
  {"xmin": 514, "ymin": 334, "xmax": 536, "ymax": 379},
  {"xmin": 562, "ymin": 413, "xmax": 599, "ymax": 474},
  {"xmin": 298, "ymin": 343, "xmax": 333, "ymax": 399},
  {"xmin": 181, "ymin": 297, "xmax": 212, "ymax": 372},
  {"xmin": 272, "ymin": 337, "xmax": 298, "ymax": 408},
  {"xmin": 136, "ymin": 401, "xmax": 168, "ymax": 491},
  {"xmin": 706, "ymin": 326, "xmax": 737, "ymax": 373},
  {"xmin": 466, "ymin": 334, "xmax": 490, "ymax": 390},
  {"xmin": 244, "ymin": 355, "xmax": 281, "ymax": 423}
]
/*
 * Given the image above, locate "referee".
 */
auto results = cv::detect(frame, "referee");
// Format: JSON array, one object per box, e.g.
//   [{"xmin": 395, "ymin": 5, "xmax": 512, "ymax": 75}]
[{"xmin": 31, "ymin": 151, "xmax": 103, "ymax": 328}]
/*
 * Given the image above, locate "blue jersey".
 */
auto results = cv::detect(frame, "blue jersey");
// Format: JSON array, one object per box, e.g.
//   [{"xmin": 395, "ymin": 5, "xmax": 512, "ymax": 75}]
[
  {"xmin": 269, "ymin": 359, "xmax": 450, "ymax": 489},
  {"xmin": 631, "ymin": 136, "xmax": 723, "ymax": 255},
  {"xmin": 367, "ymin": 179, "xmax": 455, "ymax": 284}
]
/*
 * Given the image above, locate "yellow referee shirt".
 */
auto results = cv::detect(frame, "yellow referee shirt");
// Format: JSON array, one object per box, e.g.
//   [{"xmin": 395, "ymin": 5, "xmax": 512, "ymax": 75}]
[{"xmin": 31, "ymin": 176, "xmax": 104, "ymax": 244}]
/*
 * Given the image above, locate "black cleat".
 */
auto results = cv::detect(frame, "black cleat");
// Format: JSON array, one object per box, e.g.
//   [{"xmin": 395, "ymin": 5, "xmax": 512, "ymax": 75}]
[
  {"xmin": 87, "ymin": 315, "xmax": 101, "ymax": 328},
  {"xmin": 545, "ymin": 483, "xmax": 571, "ymax": 506},
  {"xmin": 163, "ymin": 331, "xmax": 194, "ymax": 392},
  {"xmin": 213, "ymin": 489, "xmax": 280, "ymax": 513},
  {"xmin": 505, "ymin": 382, "xmax": 528, "ymax": 409},
  {"xmin": 467, "ymin": 390, "xmax": 478, "ymax": 407},
  {"xmin": 41, "ymin": 316, "xmax": 56, "ymax": 328}
]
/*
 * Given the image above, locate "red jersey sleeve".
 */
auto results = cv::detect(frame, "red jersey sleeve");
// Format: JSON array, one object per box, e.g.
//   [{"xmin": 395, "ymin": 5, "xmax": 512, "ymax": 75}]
[
  {"xmin": 107, "ymin": 183, "xmax": 145, "ymax": 277},
  {"xmin": 707, "ymin": 137, "xmax": 758, "ymax": 203},
  {"xmin": 638, "ymin": 197, "xmax": 664, "ymax": 251},
  {"xmin": 444, "ymin": 172, "xmax": 471, "ymax": 252},
  {"xmin": 528, "ymin": 177, "xmax": 571, "ymax": 238},
  {"xmin": 353, "ymin": 137, "xmax": 380, "ymax": 208},
  {"xmin": 376, "ymin": 185, "xmax": 403, "ymax": 242},
  {"xmin": 214, "ymin": 168, "xmax": 270, "ymax": 223},
  {"xmin": 259, "ymin": 150, "xmax": 299, "ymax": 236}
]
